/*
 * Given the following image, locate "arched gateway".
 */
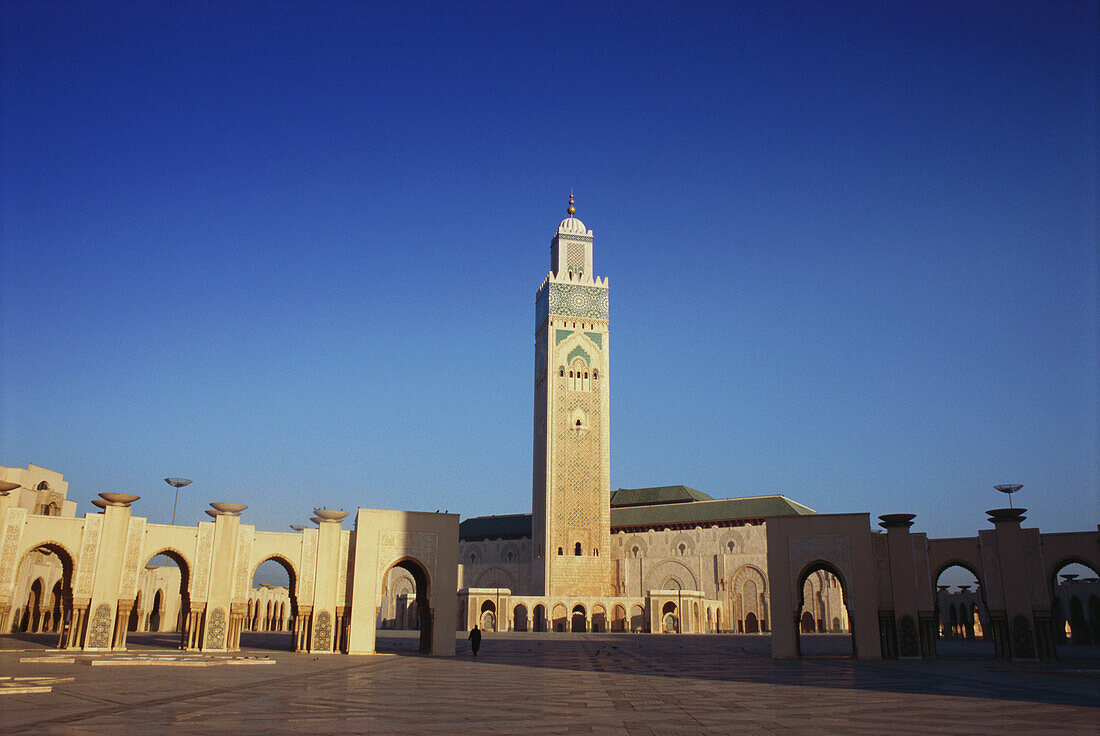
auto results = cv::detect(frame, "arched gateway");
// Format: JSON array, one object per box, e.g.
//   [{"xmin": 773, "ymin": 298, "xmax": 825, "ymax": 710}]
[{"xmin": 0, "ymin": 498, "xmax": 458, "ymax": 656}]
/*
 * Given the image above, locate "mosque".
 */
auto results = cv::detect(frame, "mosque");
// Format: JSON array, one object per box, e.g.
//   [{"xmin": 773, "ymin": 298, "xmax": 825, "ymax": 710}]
[{"xmin": 1, "ymin": 199, "xmax": 1097, "ymax": 659}]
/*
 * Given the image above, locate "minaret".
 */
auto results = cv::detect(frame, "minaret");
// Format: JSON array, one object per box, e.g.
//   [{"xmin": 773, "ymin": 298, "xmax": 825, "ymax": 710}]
[{"xmin": 531, "ymin": 193, "xmax": 611, "ymax": 598}]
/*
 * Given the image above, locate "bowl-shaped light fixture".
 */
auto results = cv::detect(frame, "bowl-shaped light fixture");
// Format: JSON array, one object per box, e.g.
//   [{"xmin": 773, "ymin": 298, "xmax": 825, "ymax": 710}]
[
  {"xmin": 99, "ymin": 492, "xmax": 140, "ymax": 506},
  {"xmin": 209, "ymin": 502, "xmax": 248, "ymax": 515}
]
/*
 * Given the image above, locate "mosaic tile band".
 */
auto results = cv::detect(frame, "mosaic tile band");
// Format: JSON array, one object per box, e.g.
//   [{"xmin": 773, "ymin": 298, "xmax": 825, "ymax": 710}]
[{"xmin": 545, "ymin": 283, "xmax": 609, "ymax": 321}]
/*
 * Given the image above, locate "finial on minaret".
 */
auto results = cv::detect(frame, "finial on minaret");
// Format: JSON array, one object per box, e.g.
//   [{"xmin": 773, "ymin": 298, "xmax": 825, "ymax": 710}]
[{"xmin": 567, "ymin": 189, "xmax": 575, "ymax": 217}]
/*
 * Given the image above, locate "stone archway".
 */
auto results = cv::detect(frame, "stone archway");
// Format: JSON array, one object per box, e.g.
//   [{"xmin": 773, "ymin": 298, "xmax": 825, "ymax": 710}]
[
  {"xmin": 249, "ymin": 555, "xmax": 298, "ymax": 651},
  {"xmin": 384, "ymin": 558, "xmax": 433, "ymax": 653},
  {"xmin": 933, "ymin": 560, "xmax": 994, "ymax": 659},
  {"xmin": 662, "ymin": 601, "xmax": 678, "ymax": 633},
  {"xmin": 143, "ymin": 549, "xmax": 194, "ymax": 649},
  {"xmin": 745, "ymin": 611, "xmax": 759, "ymax": 633},
  {"xmin": 480, "ymin": 599, "xmax": 497, "ymax": 631},
  {"xmin": 794, "ymin": 562, "xmax": 854, "ymax": 657},
  {"xmin": 533, "ymin": 603, "xmax": 546, "ymax": 632},
  {"xmin": 611, "ymin": 604, "xmax": 626, "ymax": 631},
  {"xmin": 513, "ymin": 603, "xmax": 528, "ymax": 632},
  {"xmin": 800, "ymin": 611, "xmax": 815, "ymax": 633},
  {"xmin": 571, "ymin": 604, "xmax": 586, "ymax": 632},
  {"xmin": 10, "ymin": 542, "xmax": 75, "ymax": 648},
  {"xmin": 592, "ymin": 604, "xmax": 606, "ymax": 632},
  {"xmin": 552, "ymin": 603, "xmax": 567, "ymax": 632},
  {"xmin": 1048, "ymin": 558, "xmax": 1100, "ymax": 648}
]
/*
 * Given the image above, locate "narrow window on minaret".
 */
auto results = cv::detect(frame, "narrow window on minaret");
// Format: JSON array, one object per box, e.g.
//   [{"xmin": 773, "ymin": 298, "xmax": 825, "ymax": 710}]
[{"xmin": 574, "ymin": 542, "xmax": 582, "ymax": 556}]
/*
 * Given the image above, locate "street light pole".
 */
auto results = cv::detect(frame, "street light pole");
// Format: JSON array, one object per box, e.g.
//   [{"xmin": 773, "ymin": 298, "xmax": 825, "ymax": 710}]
[
  {"xmin": 994, "ymin": 484, "xmax": 1023, "ymax": 509},
  {"xmin": 165, "ymin": 478, "xmax": 192, "ymax": 525}
]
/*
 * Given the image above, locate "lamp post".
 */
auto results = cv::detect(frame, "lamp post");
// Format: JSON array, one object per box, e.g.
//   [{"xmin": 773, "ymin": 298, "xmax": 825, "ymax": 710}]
[
  {"xmin": 994, "ymin": 484, "xmax": 1023, "ymax": 509},
  {"xmin": 164, "ymin": 478, "xmax": 192, "ymax": 525}
]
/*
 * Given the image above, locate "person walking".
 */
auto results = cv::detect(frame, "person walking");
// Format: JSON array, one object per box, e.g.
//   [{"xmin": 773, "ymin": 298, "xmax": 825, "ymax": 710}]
[{"xmin": 469, "ymin": 624, "xmax": 482, "ymax": 656}]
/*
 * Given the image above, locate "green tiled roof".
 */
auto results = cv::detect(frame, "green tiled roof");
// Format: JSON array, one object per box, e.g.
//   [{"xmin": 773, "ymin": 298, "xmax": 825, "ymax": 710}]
[
  {"xmin": 610, "ymin": 494, "xmax": 815, "ymax": 529},
  {"xmin": 458, "ymin": 491, "xmax": 816, "ymax": 540},
  {"xmin": 458, "ymin": 513, "xmax": 532, "ymax": 540},
  {"xmin": 610, "ymin": 485, "xmax": 715, "ymax": 507}
]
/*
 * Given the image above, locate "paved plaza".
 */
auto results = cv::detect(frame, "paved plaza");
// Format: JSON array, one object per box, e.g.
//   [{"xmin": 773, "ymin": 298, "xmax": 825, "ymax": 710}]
[{"xmin": 1, "ymin": 632, "xmax": 1097, "ymax": 735}]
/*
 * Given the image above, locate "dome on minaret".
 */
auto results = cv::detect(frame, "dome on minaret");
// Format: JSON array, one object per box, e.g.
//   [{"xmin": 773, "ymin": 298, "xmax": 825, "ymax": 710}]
[{"xmin": 557, "ymin": 215, "xmax": 588, "ymax": 234}]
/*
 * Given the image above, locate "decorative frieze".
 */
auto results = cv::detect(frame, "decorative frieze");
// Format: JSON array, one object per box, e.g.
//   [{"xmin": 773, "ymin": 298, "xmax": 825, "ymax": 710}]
[
  {"xmin": 299, "ymin": 530, "xmax": 317, "ymax": 602},
  {"xmin": 192, "ymin": 524, "xmax": 215, "ymax": 601},
  {"xmin": 74, "ymin": 514, "xmax": 103, "ymax": 599},
  {"xmin": 233, "ymin": 527, "xmax": 253, "ymax": 600},
  {"xmin": 0, "ymin": 508, "xmax": 28, "ymax": 599},
  {"xmin": 377, "ymin": 531, "xmax": 438, "ymax": 578},
  {"xmin": 336, "ymin": 531, "xmax": 350, "ymax": 606},
  {"xmin": 117, "ymin": 517, "xmax": 146, "ymax": 599}
]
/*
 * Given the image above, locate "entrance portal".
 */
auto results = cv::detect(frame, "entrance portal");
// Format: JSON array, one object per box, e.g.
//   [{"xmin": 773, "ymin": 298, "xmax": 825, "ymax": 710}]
[
  {"xmin": 571, "ymin": 605, "xmax": 586, "ymax": 632},
  {"xmin": 383, "ymin": 558, "xmax": 432, "ymax": 653},
  {"xmin": 795, "ymin": 562, "xmax": 854, "ymax": 657}
]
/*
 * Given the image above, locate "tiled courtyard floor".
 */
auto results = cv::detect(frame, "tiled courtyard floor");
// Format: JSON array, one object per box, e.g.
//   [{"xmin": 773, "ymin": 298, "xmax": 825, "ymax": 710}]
[{"xmin": 1, "ymin": 632, "xmax": 1097, "ymax": 735}]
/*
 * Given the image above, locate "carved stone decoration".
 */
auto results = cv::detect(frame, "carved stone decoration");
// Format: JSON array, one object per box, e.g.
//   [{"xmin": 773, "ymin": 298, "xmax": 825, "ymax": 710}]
[
  {"xmin": 233, "ymin": 527, "xmax": 253, "ymax": 600},
  {"xmin": 336, "ymin": 531, "xmax": 350, "ymax": 606},
  {"xmin": 117, "ymin": 518, "xmax": 146, "ymax": 598},
  {"xmin": 74, "ymin": 514, "xmax": 104, "ymax": 599},
  {"xmin": 898, "ymin": 615, "xmax": 919, "ymax": 657},
  {"xmin": 0, "ymin": 508, "xmax": 28, "ymax": 599},
  {"xmin": 377, "ymin": 531, "xmax": 438, "ymax": 579},
  {"xmin": 787, "ymin": 535, "xmax": 851, "ymax": 598},
  {"xmin": 474, "ymin": 567, "xmax": 515, "ymax": 590},
  {"xmin": 207, "ymin": 607, "xmax": 226, "ymax": 649},
  {"xmin": 643, "ymin": 559, "xmax": 699, "ymax": 592},
  {"xmin": 87, "ymin": 603, "xmax": 113, "ymax": 648},
  {"xmin": 299, "ymin": 531, "xmax": 317, "ymax": 603},
  {"xmin": 192, "ymin": 524, "xmax": 215, "ymax": 601},
  {"xmin": 313, "ymin": 609, "xmax": 332, "ymax": 651}
]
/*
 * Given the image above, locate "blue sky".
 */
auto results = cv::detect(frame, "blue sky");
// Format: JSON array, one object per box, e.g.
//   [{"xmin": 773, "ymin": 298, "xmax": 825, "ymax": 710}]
[{"xmin": 2, "ymin": 1, "xmax": 1096, "ymax": 542}]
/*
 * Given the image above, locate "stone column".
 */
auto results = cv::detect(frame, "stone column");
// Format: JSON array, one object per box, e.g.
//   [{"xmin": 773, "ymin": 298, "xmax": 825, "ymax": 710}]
[{"xmin": 986, "ymin": 509, "xmax": 1040, "ymax": 659}]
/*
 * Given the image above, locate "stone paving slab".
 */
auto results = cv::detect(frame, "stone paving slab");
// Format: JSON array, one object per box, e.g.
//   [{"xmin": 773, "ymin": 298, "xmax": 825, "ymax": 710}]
[{"xmin": 0, "ymin": 632, "xmax": 1096, "ymax": 735}]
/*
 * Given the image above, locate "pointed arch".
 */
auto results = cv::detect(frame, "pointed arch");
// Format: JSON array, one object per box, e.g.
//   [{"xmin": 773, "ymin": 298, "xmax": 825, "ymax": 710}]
[{"xmin": 382, "ymin": 557, "xmax": 433, "ymax": 653}]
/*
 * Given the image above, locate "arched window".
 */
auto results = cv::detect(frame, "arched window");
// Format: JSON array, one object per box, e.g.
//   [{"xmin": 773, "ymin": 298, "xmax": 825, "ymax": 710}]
[
  {"xmin": 594, "ymin": 548, "xmax": 599, "ymax": 557},
  {"xmin": 569, "ymin": 359, "xmax": 590, "ymax": 391},
  {"xmin": 36, "ymin": 481, "xmax": 49, "ymax": 490},
  {"xmin": 678, "ymin": 543, "xmax": 687, "ymax": 556},
  {"xmin": 468, "ymin": 553, "xmax": 477, "ymax": 564},
  {"xmin": 727, "ymin": 541, "xmax": 735, "ymax": 553},
  {"xmin": 574, "ymin": 542, "xmax": 582, "ymax": 556},
  {"xmin": 632, "ymin": 546, "xmax": 640, "ymax": 558},
  {"xmin": 557, "ymin": 547, "xmax": 563, "ymax": 556}
]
